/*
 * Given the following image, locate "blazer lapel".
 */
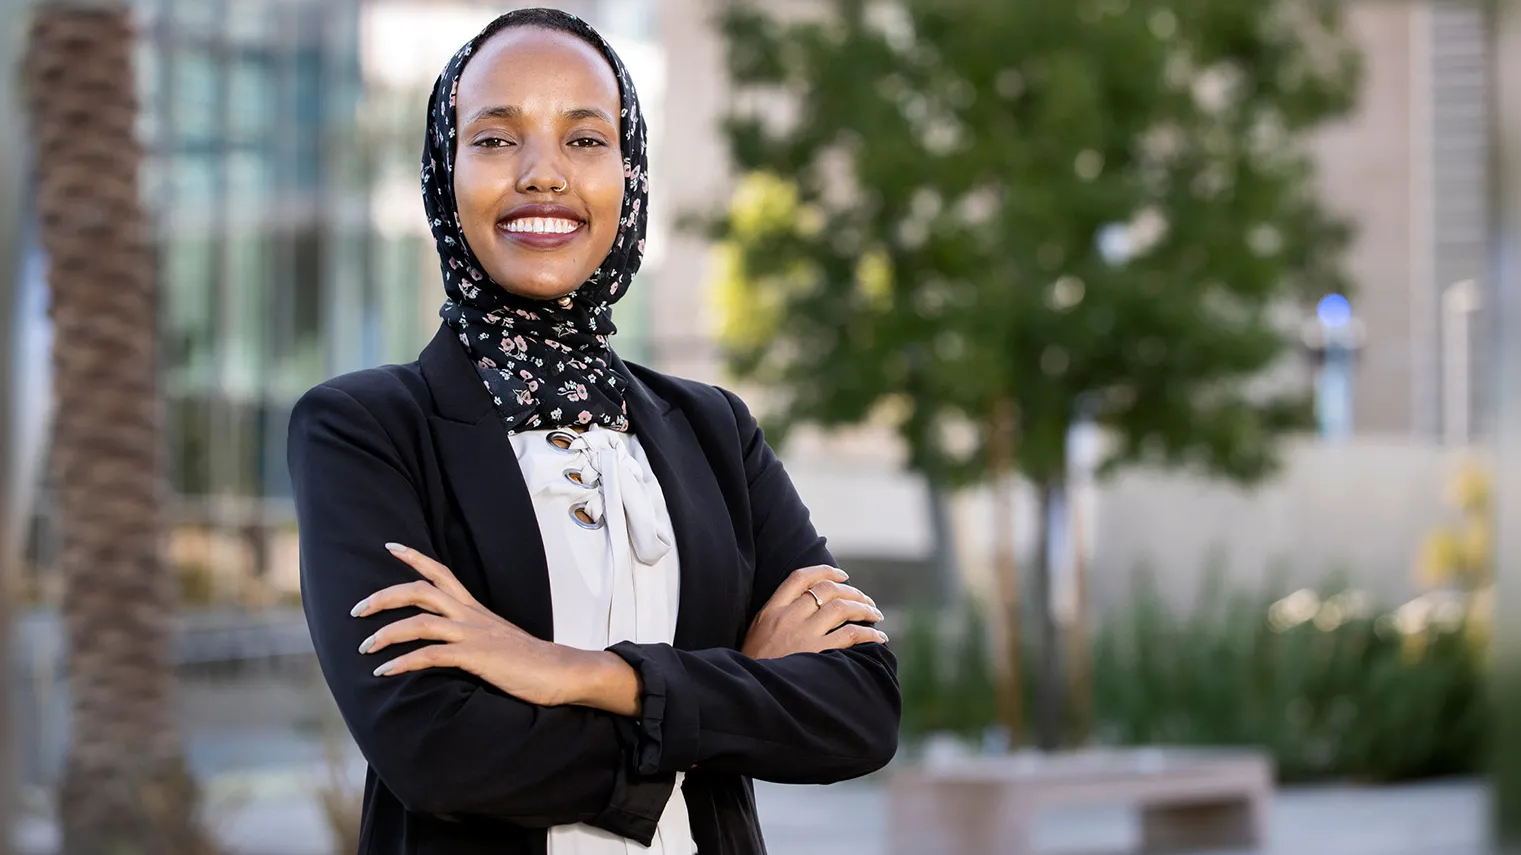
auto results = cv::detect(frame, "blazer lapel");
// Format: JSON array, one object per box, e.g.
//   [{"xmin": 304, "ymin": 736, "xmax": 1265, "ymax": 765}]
[
  {"xmin": 420, "ymin": 325, "xmax": 554, "ymax": 642},
  {"xmin": 615, "ymin": 358, "xmax": 742, "ymax": 651}
]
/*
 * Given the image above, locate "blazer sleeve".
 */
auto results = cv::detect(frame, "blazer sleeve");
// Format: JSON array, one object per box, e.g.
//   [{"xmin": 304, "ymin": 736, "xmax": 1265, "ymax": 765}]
[
  {"xmin": 607, "ymin": 389, "xmax": 902, "ymax": 784},
  {"xmin": 289, "ymin": 382, "xmax": 675, "ymax": 845}
]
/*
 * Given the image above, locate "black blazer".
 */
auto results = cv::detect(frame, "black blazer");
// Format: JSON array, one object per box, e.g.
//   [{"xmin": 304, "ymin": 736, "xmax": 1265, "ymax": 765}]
[{"xmin": 287, "ymin": 324, "xmax": 901, "ymax": 855}]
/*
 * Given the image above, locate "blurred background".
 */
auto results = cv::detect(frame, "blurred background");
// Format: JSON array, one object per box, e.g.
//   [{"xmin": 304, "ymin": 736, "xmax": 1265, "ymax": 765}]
[{"xmin": 1, "ymin": 0, "xmax": 1518, "ymax": 853}]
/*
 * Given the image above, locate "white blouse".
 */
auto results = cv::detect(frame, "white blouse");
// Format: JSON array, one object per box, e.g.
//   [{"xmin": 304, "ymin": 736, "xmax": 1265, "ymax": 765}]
[{"xmin": 508, "ymin": 425, "xmax": 697, "ymax": 855}]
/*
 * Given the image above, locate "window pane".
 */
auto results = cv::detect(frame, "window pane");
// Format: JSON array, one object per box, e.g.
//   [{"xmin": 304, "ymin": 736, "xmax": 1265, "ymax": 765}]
[
  {"xmin": 225, "ymin": 0, "xmax": 270, "ymax": 46},
  {"xmin": 134, "ymin": 42, "xmax": 162, "ymax": 149},
  {"xmin": 223, "ymin": 233, "xmax": 269, "ymax": 399},
  {"xmin": 227, "ymin": 57, "xmax": 274, "ymax": 143},
  {"xmin": 163, "ymin": 235, "xmax": 216, "ymax": 393},
  {"xmin": 269, "ymin": 228, "xmax": 325, "ymax": 397},
  {"xmin": 225, "ymin": 148, "xmax": 271, "ymax": 207},
  {"xmin": 166, "ymin": 0, "xmax": 223, "ymax": 41},
  {"xmin": 171, "ymin": 50, "xmax": 222, "ymax": 145},
  {"xmin": 169, "ymin": 152, "xmax": 219, "ymax": 208}
]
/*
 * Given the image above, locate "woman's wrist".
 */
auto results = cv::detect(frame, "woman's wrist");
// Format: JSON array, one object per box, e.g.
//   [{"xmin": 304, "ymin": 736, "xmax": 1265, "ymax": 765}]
[{"xmin": 557, "ymin": 646, "xmax": 643, "ymax": 716}]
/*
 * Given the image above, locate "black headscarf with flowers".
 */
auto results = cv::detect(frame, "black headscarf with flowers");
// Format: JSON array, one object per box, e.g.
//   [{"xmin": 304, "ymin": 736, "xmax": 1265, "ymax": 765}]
[{"xmin": 422, "ymin": 8, "xmax": 648, "ymax": 434}]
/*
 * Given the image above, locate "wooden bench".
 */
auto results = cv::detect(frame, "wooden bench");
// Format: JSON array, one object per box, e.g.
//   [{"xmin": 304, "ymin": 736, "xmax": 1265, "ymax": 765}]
[{"xmin": 887, "ymin": 748, "xmax": 1273, "ymax": 855}]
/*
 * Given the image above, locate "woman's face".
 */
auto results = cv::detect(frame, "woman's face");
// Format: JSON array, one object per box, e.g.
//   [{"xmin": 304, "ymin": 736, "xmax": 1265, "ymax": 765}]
[{"xmin": 452, "ymin": 27, "xmax": 624, "ymax": 302}]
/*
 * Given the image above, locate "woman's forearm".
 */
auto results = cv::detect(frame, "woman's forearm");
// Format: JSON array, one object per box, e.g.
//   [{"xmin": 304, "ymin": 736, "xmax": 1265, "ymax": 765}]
[{"xmin": 560, "ymin": 647, "xmax": 644, "ymax": 717}]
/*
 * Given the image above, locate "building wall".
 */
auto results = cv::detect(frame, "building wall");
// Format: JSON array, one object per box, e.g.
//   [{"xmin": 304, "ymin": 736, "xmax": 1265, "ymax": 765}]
[
  {"xmin": 1427, "ymin": 0, "xmax": 1493, "ymax": 442},
  {"xmin": 1306, "ymin": 2, "xmax": 1423, "ymax": 438},
  {"xmin": 1301, "ymin": 0, "xmax": 1493, "ymax": 441},
  {"xmin": 649, "ymin": 0, "xmax": 728, "ymax": 385}
]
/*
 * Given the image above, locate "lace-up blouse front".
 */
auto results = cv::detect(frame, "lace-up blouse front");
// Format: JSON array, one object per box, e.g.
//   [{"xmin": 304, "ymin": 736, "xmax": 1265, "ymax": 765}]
[{"xmin": 507, "ymin": 425, "xmax": 696, "ymax": 855}]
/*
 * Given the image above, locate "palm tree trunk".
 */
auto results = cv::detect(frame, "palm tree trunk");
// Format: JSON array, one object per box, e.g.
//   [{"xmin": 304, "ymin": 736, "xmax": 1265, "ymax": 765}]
[{"xmin": 23, "ymin": 5, "xmax": 209, "ymax": 851}]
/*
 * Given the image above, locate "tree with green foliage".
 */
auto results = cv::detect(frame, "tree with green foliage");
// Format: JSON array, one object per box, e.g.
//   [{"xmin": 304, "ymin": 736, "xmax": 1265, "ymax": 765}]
[{"xmin": 702, "ymin": 0, "xmax": 1362, "ymax": 750}]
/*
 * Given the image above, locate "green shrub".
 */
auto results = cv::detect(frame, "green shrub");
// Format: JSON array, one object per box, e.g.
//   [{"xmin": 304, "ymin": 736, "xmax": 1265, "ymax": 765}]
[{"xmin": 897, "ymin": 572, "xmax": 1487, "ymax": 784}]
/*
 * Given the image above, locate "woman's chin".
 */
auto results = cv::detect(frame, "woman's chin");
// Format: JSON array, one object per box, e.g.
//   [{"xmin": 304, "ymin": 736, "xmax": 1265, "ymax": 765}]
[
  {"xmin": 493, "ymin": 274, "xmax": 586, "ymax": 304},
  {"xmin": 481, "ymin": 243, "xmax": 606, "ymax": 304}
]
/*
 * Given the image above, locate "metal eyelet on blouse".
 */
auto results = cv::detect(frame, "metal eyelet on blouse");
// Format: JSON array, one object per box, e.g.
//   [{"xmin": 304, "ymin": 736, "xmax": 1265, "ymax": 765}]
[
  {"xmin": 569, "ymin": 502, "xmax": 604, "ymax": 530},
  {"xmin": 564, "ymin": 468, "xmax": 591, "ymax": 488},
  {"xmin": 545, "ymin": 429, "xmax": 580, "ymax": 452}
]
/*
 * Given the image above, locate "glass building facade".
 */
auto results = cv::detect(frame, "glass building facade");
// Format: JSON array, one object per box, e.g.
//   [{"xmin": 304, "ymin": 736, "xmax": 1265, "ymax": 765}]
[{"xmin": 19, "ymin": 0, "xmax": 664, "ymax": 603}]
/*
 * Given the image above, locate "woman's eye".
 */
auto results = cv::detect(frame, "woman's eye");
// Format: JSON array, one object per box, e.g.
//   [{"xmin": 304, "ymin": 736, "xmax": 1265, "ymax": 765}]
[
  {"xmin": 476, "ymin": 137, "xmax": 513, "ymax": 148},
  {"xmin": 569, "ymin": 137, "xmax": 607, "ymax": 148}
]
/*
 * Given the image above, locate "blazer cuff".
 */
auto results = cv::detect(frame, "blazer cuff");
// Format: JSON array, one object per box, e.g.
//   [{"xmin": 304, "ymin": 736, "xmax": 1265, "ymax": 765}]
[
  {"xmin": 583, "ymin": 716, "xmax": 678, "ymax": 846},
  {"xmin": 606, "ymin": 641, "xmax": 702, "ymax": 775}
]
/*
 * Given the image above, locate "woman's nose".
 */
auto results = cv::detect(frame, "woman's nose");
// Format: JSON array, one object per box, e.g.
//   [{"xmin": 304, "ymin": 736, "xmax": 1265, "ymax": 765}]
[{"xmin": 516, "ymin": 143, "xmax": 569, "ymax": 195}]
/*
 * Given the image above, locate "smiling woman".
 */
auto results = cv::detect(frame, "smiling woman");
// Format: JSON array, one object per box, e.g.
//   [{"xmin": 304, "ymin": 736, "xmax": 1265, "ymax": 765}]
[{"xmin": 287, "ymin": 8, "xmax": 900, "ymax": 855}]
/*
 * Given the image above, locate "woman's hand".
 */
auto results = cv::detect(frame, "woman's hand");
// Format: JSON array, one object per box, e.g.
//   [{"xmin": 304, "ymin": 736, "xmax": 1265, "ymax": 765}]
[
  {"xmin": 741, "ymin": 565, "xmax": 888, "ymax": 660},
  {"xmin": 354, "ymin": 543, "xmax": 587, "ymax": 707}
]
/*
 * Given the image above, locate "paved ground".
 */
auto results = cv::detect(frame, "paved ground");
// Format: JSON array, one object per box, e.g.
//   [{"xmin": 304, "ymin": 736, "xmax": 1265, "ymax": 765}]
[
  {"xmin": 10, "ymin": 667, "xmax": 1492, "ymax": 854},
  {"xmin": 16, "ymin": 768, "xmax": 1488, "ymax": 855}
]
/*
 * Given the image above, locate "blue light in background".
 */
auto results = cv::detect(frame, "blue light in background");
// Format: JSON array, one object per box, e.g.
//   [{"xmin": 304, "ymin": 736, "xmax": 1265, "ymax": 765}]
[
  {"xmin": 1317, "ymin": 293, "xmax": 1352, "ymax": 328},
  {"xmin": 1097, "ymin": 223, "xmax": 1131, "ymax": 265}
]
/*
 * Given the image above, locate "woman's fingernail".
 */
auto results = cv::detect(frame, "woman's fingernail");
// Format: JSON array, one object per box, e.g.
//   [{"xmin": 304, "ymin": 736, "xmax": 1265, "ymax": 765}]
[
  {"xmin": 385, "ymin": 542, "xmax": 407, "ymax": 555},
  {"xmin": 350, "ymin": 598, "xmax": 371, "ymax": 617},
  {"xmin": 358, "ymin": 634, "xmax": 376, "ymax": 654},
  {"xmin": 872, "ymin": 609, "xmax": 885, "ymax": 620},
  {"xmin": 373, "ymin": 659, "xmax": 396, "ymax": 677},
  {"xmin": 880, "ymin": 633, "xmax": 890, "ymax": 643}
]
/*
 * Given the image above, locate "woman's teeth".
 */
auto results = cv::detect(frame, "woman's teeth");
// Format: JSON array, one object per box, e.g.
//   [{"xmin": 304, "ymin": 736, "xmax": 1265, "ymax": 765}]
[{"xmin": 503, "ymin": 218, "xmax": 581, "ymax": 234}]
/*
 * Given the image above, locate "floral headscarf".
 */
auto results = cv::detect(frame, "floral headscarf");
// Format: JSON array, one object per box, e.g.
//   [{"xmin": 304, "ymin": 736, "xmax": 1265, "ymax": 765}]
[{"xmin": 422, "ymin": 8, "xmax": 649, "ymax": 433}]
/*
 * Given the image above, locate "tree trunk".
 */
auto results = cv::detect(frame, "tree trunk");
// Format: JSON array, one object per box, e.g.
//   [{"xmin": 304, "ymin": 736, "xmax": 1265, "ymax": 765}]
[
  {"xmin": 1033, "ymin": 479, "xmax": 1063, "ymax": 751},
  {"xmin": 924, "ymin": 476, "xmax": 961, "ymax": 607},
  {"xmin": 1066, "ymin": 485, "xmax": 1093, "ymax": 745},
  {"xmin": 24, "ymin": 6, "xmax": 210, "ymax": 852},
  {"xmin": 988, "ymin": 398, "xmax": 1023, "ymax": 745}
]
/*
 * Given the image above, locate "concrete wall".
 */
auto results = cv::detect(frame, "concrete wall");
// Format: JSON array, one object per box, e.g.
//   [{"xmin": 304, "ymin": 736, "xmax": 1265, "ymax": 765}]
[
  {"xmin": 783, "ymin": 434, "xmax": 1480, "ymax": 615},
  {"xmin": 1087, "ymin": 437, "xmax": 1479, "ymax": 612},
  {"xmin": 651, "ymin": 0, "xmax": 729, "ymax": 384}
]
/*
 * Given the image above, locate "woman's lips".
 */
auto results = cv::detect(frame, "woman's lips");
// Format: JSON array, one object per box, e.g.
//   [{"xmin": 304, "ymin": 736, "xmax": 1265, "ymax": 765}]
[{"xmin": 498, "ymin": 218, "xmax": 585, "ymax": 250}]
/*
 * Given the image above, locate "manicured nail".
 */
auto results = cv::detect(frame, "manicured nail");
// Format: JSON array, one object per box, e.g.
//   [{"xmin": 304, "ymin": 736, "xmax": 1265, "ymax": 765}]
[
  {"xmin": 373, "ymin": 659, "xmax": 397, "ymax": 677},
  {"xmin": 871, "ymin": 609, "xmax": 885, "ymax": 620},
  {"xmin": 385, "ymin": 542, "xmax": 408, "ymax": 555},
  {"xmin": 358, "ymin": 634, "xmax": 376, "ymax": 654},
  {"xmin": 350, "ymin": 598, "xmax": 371, "ymax": 617},
  {"xmin": 879, "ymin": 632, "xmax": 890, "ymax": 643}
]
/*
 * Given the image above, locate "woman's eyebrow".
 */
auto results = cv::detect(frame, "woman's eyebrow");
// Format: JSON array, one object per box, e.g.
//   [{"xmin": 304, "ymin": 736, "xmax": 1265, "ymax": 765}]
[
  {"xmin": 563, "ymin": 107, "xmax": 616, "ymax": 125},
  {"xmin": 463, "ymin": 105, "xmax": 616, "ymax": 126}
]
